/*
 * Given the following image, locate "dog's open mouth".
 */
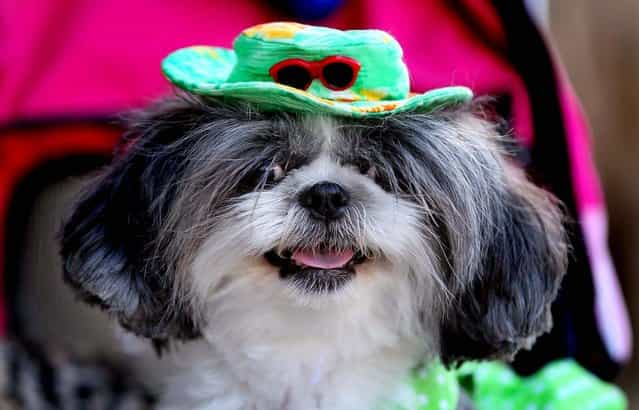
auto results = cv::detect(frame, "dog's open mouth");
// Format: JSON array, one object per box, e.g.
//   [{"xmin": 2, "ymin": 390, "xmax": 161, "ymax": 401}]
[{"xmin": 265, "ymin": 248, "xmax": 368, "ymax": 293}]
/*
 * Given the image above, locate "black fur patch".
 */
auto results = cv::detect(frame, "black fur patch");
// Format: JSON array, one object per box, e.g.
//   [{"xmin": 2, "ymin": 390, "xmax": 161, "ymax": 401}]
[
  {"xmin": 440, "ymin": 187, "xmax": 566, "ymax": 363},
  {"xmin": 61, "ymin": 98, "xmax": 222, "ymax": 345}
]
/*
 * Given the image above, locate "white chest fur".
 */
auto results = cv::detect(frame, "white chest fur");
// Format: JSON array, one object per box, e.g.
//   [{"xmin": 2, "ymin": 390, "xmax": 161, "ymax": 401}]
[
  {"xmin": 158, "ymin": 271, "xmax": 429, "ymax": 410},
  {"xmin": 158, "ymin": 337, "xmax": 422, "ymax": 410}
]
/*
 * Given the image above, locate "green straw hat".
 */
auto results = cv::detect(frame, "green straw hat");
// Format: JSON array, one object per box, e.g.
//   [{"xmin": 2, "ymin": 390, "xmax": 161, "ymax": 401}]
[{"xmin": 162, "ymin": 22, "xmax": 473, "ymax": 117}]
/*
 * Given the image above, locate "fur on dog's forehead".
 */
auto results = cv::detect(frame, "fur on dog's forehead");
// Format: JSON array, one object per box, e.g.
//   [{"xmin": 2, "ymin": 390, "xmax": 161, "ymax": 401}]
[
  {"xmin": 162, "ymin": 100, "xmax": 502, "ymax": 201},
  {"xmin": 184, "ymin": 114, "xmax": 362, "ymax": 177}
]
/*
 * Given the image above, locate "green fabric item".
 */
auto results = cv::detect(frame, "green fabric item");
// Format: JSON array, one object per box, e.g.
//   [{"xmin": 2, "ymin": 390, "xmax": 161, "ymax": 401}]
[
  {"xmin": 458, "ymin": 360, "xmax": 627, "ymax": 410},
  {"xmin": 384, "ymin": 362, "xmax": 459, "ymax": 410},
  {"xmin": 379, "ymin": 360, "xmax": 627, "ymax": 410},
  {"xmin": 161, "ymin": 22, "xmax": 473, "ymax": 118}
]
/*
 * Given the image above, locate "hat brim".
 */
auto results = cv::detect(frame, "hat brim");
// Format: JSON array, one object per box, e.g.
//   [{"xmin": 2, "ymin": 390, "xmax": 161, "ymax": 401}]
[{"xmin": 162, "ymin": 47, "xmax": 473, "ymax": 118}]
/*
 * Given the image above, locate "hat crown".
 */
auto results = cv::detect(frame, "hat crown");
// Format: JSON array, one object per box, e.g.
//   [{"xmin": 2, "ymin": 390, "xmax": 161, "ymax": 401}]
[
  {"xmin": 161, "ymin": 22, "xmax": 473, "ymax": 117},
  {"xmin": 227, "ymin": 22, "xmax": 410, "ymax": 102}
]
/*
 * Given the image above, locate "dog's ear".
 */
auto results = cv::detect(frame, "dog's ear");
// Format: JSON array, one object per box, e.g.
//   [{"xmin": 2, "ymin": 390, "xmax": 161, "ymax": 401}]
[
  {"xmin": 439, "ymin": 167, "xmax": 567, "ymax": 364},
  {"xmin": 60, "ymin": 98, "xmax": 212, "ymax": 345}
]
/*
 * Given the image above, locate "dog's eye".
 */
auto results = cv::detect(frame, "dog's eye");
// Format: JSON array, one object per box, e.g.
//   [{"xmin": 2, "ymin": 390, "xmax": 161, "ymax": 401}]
[
  {"xmin": 266, "ymin": 164, "xmax": 285, "ymax": 183},
  {"xmin": 353, "ymin": 158, "xmax": 376, "ymax": 179},
  {"xmin": 237, "ymin": 160, "xmax": 286, "ymax": 193},
  {"xmin": 258, "ymin": 161, "xmax": 286, "ymax": 187},
  {"xmin": 365, "ymin": 165, "xmax": 377, "ymax": 179}
]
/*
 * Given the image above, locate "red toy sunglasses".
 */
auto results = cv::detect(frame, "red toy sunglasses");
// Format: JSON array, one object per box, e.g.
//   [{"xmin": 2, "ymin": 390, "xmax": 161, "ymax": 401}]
[{"xmin": 269, "ymin": 56, "xmax": 361, "ymax": 91}]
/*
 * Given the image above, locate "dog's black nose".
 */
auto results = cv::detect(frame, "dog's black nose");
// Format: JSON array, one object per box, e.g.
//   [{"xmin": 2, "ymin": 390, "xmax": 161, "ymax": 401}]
[{"xmin": 299, "ymin": 182, "xmax": 350, "ymax": 220}]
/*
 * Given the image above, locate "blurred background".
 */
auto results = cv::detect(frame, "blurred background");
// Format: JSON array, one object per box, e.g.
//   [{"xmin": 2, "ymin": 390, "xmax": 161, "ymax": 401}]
[
  {"xmin": 550, "ymin": 0, "xmax": 639, "ymax": 402},
  {"xmin": 0, "ymin": 0, "xmax": 638, "ymax": 408}
]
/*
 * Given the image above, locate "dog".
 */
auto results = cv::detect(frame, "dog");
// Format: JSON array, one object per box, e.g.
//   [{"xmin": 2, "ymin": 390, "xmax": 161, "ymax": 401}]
[{"xmin": 60, "ymin": 94, "xmax": 567, "ymax": 410}]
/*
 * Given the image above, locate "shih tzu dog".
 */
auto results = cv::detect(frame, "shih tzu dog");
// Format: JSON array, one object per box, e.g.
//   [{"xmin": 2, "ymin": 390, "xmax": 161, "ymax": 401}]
[{"xmin": 60, "ymin": 23, "xmax": 567, "ymax": 410}]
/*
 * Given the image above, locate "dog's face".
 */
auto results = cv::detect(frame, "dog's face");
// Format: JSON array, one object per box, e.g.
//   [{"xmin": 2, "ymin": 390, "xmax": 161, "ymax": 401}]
[{"xmin": 61, "ymin": 96, "xmax": 567, "ymax": 363}]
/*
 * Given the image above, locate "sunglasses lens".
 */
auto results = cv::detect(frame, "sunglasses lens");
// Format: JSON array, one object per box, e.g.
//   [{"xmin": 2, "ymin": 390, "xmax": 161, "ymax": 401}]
[
  {"xmin": 322, "ymin": 62, "xmax": 355, "ymax": 90},
  {"xmin": 274, "ymin": 65, "xmax": 312, "ymax": 90}
]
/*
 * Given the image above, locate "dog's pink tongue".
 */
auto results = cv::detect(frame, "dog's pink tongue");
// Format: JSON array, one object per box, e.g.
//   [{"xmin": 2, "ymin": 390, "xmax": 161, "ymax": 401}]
[{"xmin": 292, "ymin": 249, "xmax": 354, "ymax": 269}]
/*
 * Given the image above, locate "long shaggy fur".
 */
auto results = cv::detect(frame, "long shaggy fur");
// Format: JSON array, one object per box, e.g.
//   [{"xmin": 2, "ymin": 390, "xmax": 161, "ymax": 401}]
[{"xmin": 60, "ymin": 95, "xmax": 567, "ymax": 410}]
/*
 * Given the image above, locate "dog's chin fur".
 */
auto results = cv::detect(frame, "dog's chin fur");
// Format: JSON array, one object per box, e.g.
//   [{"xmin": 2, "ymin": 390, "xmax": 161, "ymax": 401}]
[{"xmin": 60, "ymin": 96, "xmax": 568, "ymax": 410}]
